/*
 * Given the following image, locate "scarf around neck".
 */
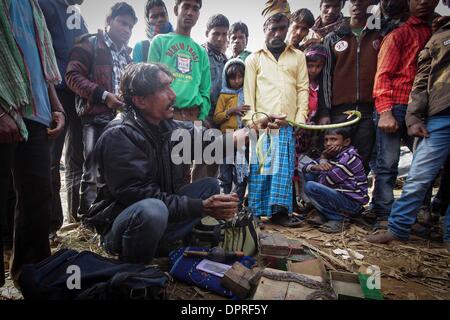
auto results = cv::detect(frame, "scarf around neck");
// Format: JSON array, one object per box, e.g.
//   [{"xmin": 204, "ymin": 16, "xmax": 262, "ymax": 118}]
[
  {"xmin": 312, "ymin": 13, "xmax": 346, "ymax": 38},
  {"xmin": 146, "ymin": 21, "xmax": 173, "ymax": 41}
]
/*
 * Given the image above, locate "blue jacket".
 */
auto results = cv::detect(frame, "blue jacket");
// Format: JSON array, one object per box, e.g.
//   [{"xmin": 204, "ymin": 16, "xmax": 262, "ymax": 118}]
[{"xmin": 39, "ymin": 0, "xmax": 88, "ymax": 90}]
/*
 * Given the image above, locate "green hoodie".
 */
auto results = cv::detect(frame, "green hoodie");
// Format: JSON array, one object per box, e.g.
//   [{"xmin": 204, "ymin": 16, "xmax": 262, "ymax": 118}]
[{"xmin": 148, "ymin": 33, "xmax": 211, "ymax": 120}]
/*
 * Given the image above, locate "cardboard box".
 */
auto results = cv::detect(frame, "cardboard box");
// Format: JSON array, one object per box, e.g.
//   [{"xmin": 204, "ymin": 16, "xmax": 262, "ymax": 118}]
[
  {"xmin": 329, "ymin": 271, "xmax": 365, "ymax": 300},
  {"xmin": 252, "ymin": 268, "xmax": 319, "ymax": 300},
  {"xmin": 287, "ymin": 258, "xmax": 327, "ymax": 283}
]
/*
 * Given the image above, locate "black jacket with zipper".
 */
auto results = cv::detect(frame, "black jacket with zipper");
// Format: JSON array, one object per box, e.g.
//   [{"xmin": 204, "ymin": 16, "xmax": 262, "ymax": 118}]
[
  {"xmin": 319, "ymin": 19, "xmax": 383, "ymax": 118},
  {"xmin": 84, "ymin": 111, "xmax": 204, "ymax": 236}
]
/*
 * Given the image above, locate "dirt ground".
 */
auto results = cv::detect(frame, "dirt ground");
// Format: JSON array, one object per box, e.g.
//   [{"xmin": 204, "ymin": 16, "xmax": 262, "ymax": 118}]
[{"xmin": 1, "ymin": 166, "xmax": 449, "ymax": 301}]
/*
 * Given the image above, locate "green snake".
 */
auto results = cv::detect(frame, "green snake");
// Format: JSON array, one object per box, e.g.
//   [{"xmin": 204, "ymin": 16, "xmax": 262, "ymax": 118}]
[
  {"xmin": 250, "ymin": 110, "xmax": 362, "ymax": 131},
  {"xmin": 250, "ymin": 111, "xmax": 362, "ymax": 174}
]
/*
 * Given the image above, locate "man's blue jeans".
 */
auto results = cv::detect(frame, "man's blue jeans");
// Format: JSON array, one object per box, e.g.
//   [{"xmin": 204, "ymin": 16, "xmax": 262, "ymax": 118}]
[
  {"xmin": 388, "ymin": 116, "xmax": 450, "ymax": 242},
  {"xmin": 304, "ymin": 181, "xmax": 362, "ymax": 221},
  {"xmin": 103, "ymin": 177, "xmax": 220, "ymax": 264},
  {"xmin": 371, "ymin": 105, "xmax": 415, "ymax": 219}
]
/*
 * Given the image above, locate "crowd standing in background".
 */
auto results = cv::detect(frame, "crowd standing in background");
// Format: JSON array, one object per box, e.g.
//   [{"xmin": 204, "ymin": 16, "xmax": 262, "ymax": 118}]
[{"xmin": 1, "ymin": 0, "xmax": 450, "ymax": 289}]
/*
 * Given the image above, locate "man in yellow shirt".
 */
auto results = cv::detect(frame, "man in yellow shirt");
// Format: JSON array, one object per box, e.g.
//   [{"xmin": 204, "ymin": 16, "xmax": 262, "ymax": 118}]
[{"xmin": 243, "ymin": 0, "xmax": 309, "ymax": 227}]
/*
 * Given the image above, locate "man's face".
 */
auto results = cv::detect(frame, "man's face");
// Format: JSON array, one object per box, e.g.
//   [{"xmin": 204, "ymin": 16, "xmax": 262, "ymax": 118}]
[
  {"xmin": 380, "ymin": 0, "xmax": 408, "ymax": 18},
  {"xmin": 107, "ymin": 14, "xmax": 135, "ymax": 46},
  {"xmin": 320, "ymin": 0, "xmax": 343, "ymax": 25},
  {"xmin": 206, "ymin": 26, "xmax": 229, "ymax": 53},
  {"xmin": 287, "ymin": 21, "xmax": 310, "ymax": 47},
  {"xmin": 141, "ymin": 71, "xmax": 176, "ymax": 122},
  {"xmin": 148, "ymin": 5, "xmax": 169, "ymax": 27},
  {"xmin": 264, "ymin": 17, "xmax": 289, "ymax": 50},
  {"xmin": 409, "ymin": 0, "xmax": 440, "ymax": 20},
  {"xmin": 229, "ymin": 30, "xmax": 248, "ymax": 56},
  {"xmin": 324, "ymin": 133, "xmax": 350, "ymax": 149},
  {"xmin": 175, "ymin": 0, "xmax": 201, "ymax": 30},
  {"xmin": 348, "ymin": 0, "xmax": 374, "ymax": 19}
]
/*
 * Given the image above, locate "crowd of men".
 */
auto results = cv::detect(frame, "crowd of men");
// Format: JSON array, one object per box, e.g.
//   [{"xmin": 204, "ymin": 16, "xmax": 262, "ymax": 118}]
[{"xmin": 1, "ymin": 0, "xmax": 449, "ymax": 288}]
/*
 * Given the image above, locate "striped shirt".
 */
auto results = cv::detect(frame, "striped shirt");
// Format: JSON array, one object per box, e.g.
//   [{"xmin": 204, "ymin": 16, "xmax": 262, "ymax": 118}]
[
  {"xmin": 373, "ymin": 16, "xmax": 432, "ymax": 114},
  {"xmin": 304, "ymin": 146, "xmax": 369, "ymax": 205},
  {"xmin": 104, "ymin": 32, "xmax": 130, "ymax": 95}
]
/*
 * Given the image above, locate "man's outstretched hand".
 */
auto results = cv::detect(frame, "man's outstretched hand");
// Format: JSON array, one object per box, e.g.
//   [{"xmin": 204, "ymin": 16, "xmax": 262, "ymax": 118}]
[{"xmin": 202, "ymin": 193, "xmax": 240, "ymax": 220}]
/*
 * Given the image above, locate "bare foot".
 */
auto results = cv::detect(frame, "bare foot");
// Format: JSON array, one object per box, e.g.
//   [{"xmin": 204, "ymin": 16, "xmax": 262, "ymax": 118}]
[{"xmin": 365, "ymin": 230, "xmax": 400, "ymax": 244}]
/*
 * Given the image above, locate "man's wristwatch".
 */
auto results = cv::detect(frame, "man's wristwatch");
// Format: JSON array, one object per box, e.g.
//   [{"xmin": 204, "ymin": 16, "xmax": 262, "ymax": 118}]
[{"xmin": 102, "ymin": 91, "xmax": 109, "ymax": 104}]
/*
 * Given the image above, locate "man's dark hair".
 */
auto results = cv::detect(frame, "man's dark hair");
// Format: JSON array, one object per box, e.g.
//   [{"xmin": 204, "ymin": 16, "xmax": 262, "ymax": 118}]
[
  {"xmin": 145, "ymin": 0, "xmax": 168, "ymax": 18},
  {"xmin": 319, "ymin": 0, "xmax": 346, "ymax": 6},
  {"xmin": 225, "ymin": 63, "xmax": 245, "ymax": 88},
  {"xmin": 206, "ymin": 14, "xmax": 230, "ymax": 33},
  {"xmin": 175, "ymin": 0, "xmax": 202, "ymax": 8},
  {"xmin": 325, "ymin": 127, "xmax": 353, "ymax": 140},
  {"xmin": 108, "ymin": 2, "xmax": 138, "ymax": 25},
  {"xmin": 290, "ymin": 8, "xmax": 315, "ymax": 28},
  {"xmin": 264, "ymin": 12, "xmax": 290, "ymax": 29},
  {"xmin": 120, "ymin": 63, "xmax": 174, "ymax": 107},
  {"xmin": 229, "ymin": 21, "xmax": 249, "ymax": 38}
]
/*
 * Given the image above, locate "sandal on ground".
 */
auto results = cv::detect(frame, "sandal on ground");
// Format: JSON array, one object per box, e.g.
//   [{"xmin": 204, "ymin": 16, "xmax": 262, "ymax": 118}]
[
  {"xmin": 306, "ymin": 209, "xmax": 327, "ymax": 227},
  {"xmin": 361, "ymin": 209, "xmax": 377, "ymax": 222},
  {"xmin": 372, "ymin": 219, "xmax": 389, "ymax": 231},
  {"xmin": 319, "ymin": 220, "xmax": 349, "ymax": 234},
  {"xmin": 269, "ymin": 213, "xmax": 303, "ymax": 228}
]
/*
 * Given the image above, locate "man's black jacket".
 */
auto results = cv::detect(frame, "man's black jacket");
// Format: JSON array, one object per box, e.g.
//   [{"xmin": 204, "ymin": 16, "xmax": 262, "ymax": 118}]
[{"xmin": 84, "ymin": 111, "xmax": 205, "ymax": 235}]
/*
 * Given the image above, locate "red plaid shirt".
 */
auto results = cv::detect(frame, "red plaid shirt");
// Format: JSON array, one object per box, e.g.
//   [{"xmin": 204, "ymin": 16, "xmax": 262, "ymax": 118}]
[{"xmin": 373, "ymin": 16, "xmax": 432, "ymax": 114}]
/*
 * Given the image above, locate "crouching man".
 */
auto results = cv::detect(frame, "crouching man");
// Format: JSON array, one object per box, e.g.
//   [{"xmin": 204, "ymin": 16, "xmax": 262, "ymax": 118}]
[{"xmin": 84, "ymin": 63, "xmax": 239, "ymax": 264}]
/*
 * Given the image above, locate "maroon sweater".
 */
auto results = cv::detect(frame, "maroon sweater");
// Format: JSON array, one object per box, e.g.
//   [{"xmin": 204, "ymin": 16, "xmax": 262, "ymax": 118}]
[{"xmin": 65, "ymin": 30, "xmax": 131, "ymax": 121}]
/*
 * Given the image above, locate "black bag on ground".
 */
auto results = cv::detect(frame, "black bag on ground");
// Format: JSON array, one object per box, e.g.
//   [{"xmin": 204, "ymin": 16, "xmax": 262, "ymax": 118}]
[{"xmin": 18, "ymin": 249, "xmax": 169, "ymax": 300}]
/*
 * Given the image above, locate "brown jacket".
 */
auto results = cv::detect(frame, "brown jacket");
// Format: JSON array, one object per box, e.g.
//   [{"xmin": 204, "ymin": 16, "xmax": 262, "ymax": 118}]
[
  {"xmin": 406, "ymin": 21, "xmax": 450, "ymax": 127},
  {"xmin": 320, "ymin": 19, "xmax": 382, "ymax": 117},
  {"xmin": 66, "ymin": 30, "xmax": 132, "ymax": 122}
]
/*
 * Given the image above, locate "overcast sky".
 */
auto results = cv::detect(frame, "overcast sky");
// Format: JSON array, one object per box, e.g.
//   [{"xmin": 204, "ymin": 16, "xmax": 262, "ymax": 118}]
[{"xmin": 79, "ymin": 0, "xmax": 449, "ymax": 52}]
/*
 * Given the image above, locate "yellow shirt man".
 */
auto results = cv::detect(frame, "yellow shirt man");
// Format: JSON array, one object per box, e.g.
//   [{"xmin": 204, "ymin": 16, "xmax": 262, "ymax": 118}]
[{"xmin": 243, "ymin": 44, "xmax": 309, "ymax": 125}]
